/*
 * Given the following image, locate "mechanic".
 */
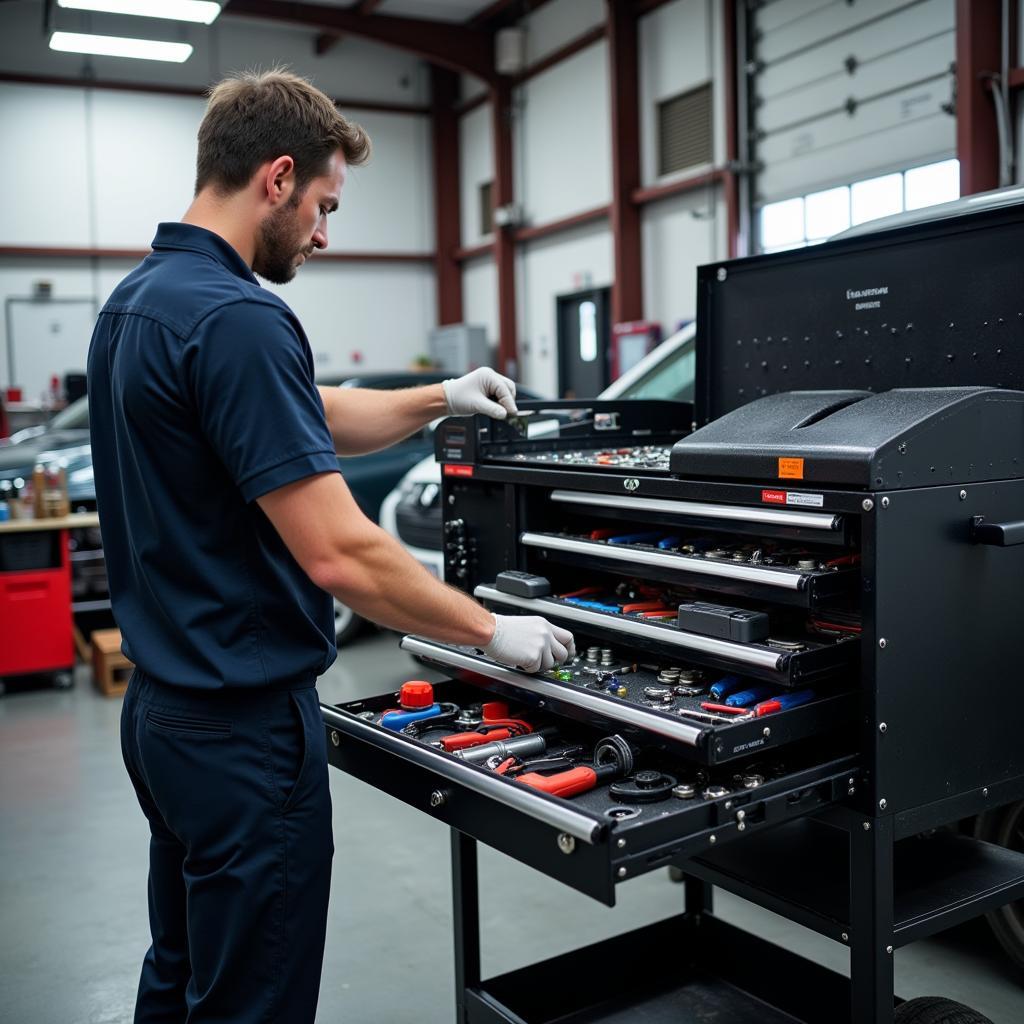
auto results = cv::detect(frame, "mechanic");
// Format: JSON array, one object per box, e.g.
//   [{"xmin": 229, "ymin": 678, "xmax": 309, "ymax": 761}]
[{"xmin": 86, "ymin": 69, "xmax": 574, "ymax": 1024}]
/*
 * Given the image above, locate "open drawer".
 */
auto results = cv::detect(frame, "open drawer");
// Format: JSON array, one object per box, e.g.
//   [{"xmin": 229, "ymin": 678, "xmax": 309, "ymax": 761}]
[
  {"xmin": 474, "ymin": 583, "xmax": 859, "ymax": 687},
  {"xmin": 400, "ymin": 636, "xmax": 858, "ymax": 765},
  {"xmin": 322, "ymin": 676, "xmax": 860, "ymax": 906}
]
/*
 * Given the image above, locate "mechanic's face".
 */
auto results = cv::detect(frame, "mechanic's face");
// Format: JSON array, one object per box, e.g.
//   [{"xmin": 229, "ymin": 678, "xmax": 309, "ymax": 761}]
[{"xmin": 254, "ymin": 150, "xmax": 346, "ymax": 284}]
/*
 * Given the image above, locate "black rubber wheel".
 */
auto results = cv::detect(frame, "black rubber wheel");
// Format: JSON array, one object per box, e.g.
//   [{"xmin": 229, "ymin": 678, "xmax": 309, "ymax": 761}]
[
  {"xmin": 894, "ymin": 997, "xmax": 994, "ymax": 1024},
  {"xmin": 973, "ymin": 801, "xmax": 1024, "ymax": 975}
]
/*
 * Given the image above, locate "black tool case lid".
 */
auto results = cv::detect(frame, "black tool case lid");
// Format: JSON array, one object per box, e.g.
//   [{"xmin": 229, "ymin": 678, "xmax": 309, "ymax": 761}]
[
  {"xmin": 695, "ymin": 200, "xmax": 1024, "ymax": 426},
  {"xmin": 670, "ymin": 386, "xmax": 1024, "ymax": 489}
]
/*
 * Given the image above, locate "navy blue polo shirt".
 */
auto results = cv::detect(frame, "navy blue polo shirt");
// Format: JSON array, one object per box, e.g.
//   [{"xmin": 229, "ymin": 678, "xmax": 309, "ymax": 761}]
[{"xmin": 87, "ymin": 223, "xmax": 339, "ymax": 689}]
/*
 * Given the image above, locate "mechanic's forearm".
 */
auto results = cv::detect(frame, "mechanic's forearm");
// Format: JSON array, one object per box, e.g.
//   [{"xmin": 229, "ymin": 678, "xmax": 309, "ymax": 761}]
[
  {"xmin": 318, "ymin": 384, "xmax": 447, "ymax": 455},
  {"xmin": 320, "ymin": 524, "xmax": 494, "ymax": 646}
]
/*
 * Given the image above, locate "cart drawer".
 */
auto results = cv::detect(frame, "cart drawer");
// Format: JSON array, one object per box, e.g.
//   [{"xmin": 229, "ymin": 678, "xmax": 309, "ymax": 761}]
[
  {"xmin": 474, "ymin": 584, "xmax": 858, "ymax": 687},
  {"xmin": 400, "ymin": 636, "xmax": 858, "ymax": 765},
  {"xmin": 322, "ymin": 677, "xmax": 860, "ymax": 906}
]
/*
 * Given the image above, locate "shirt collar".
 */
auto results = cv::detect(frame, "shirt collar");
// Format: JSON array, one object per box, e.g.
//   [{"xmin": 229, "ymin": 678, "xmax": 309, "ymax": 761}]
[{"xmin": 151, "ymin": 223, "xmax": 259, "ymax": 285}]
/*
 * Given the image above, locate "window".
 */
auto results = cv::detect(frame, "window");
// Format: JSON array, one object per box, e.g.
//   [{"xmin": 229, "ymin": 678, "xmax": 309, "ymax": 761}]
[
  {"xmin": 758, "ymin": 159, "xmax": 960, "ymax": 253},
  {"xmin": 658, "ymin": 83, "xmax": 713, "ymax": 176},
  {"xmin": 479, "ymin": 181, "xmax": 493, "ymax": 236},
  {"xmin": 578, "ymin": 301, "xmax": 598, "ymax": 363}
]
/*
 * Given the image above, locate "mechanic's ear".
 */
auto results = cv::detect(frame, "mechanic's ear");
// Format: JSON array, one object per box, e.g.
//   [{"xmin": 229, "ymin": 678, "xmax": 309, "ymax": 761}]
[{"xmin": 265, "ymin": 156, "xmax": 296, "ymax": 205}]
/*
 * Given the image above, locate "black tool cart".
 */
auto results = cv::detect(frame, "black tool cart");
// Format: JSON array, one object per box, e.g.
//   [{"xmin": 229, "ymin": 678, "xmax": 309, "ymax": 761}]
[{"xmin": 321, "ymin": 201, "xmax": 1024, "ymax": 1023}]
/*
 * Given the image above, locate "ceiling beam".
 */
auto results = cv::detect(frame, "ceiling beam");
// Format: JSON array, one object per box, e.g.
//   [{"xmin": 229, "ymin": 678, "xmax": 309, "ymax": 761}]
[
  {"xmin": 223, "ymin": 0, "xmax": 497, "ymax": 82},
  {"xmin": 315, "ymin": 0, "xmax": 384, "ymax": 58}
]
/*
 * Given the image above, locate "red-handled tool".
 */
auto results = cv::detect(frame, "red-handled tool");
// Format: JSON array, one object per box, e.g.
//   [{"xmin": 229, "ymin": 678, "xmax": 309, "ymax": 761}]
[
  {"xmin": 515, "ymin": 735, "xmax": 634, "ymax": 799},
  {"xmin": 700, "ymin": 702, "xmax": 752, "ymax": 716},
  {"xmin": 439, "ymin": 724, "xmax": 530, "ymax": 752}
]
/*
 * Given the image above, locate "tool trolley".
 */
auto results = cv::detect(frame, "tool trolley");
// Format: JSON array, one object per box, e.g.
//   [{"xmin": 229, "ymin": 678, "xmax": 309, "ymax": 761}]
[{"xmin": 322, "ymin": 203, "xmax": 1024, "ymax": 1023}]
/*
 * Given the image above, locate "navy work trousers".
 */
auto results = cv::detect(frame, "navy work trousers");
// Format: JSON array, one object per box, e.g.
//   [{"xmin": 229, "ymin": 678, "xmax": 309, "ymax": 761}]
[{"xmin": 120, "ymin": 671, "xmax": 334, "ymax": 1024}]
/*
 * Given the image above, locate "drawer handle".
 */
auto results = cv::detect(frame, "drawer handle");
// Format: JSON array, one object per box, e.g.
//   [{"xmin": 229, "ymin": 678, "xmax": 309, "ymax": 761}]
[
  {"xmin": 549, "ymin": 490, "xmax": 841, "ymax": 532},
  {"xmin": 520, "ymin": 532, "xmax": 804, "ymax": 591},
  {"xmin": 970, "ymin": 515, "xmax": 1024, "ymax": 546}
]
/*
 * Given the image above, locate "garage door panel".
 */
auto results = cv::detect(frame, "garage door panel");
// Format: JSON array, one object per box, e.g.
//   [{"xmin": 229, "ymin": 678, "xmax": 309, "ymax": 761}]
[
  {"xmin": 758, "ymin": 111, "xmax": 954, "ymax": 202},
  {"xmin": 759, "ymin": 0, "xmax": 939, "ymax": 64},
  {"xmin": 758, "ymin": 0, "xmax": 953, "ymax": 100},
  {"xmin": 757, "ymin": 0, "xmax": 836, "ymax": 37},
  {"xmin": 757, "ymin": 31, "xmax": 955, "ymax": 135}
]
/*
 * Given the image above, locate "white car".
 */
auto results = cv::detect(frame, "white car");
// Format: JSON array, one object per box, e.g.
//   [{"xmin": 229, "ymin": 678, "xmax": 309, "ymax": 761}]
[{"xmin": 379, "ymin": 323, "xmax": 697, "ymax": 578}]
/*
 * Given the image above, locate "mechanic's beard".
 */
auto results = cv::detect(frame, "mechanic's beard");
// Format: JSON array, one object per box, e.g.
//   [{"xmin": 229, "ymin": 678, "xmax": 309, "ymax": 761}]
[{"xmin": 253, "ymin": 198, "xmax": 307, "ymax": 285}]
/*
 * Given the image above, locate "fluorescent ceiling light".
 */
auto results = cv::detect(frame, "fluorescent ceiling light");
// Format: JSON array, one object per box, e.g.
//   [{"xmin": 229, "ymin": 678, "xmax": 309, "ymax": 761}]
[
  {"xmin": 57, "ymin": 0, "xmax": 220, "ymax": 23},
  {"xmin": 49, "ymin": 31, "xmax": 194, "ymax": 62}
]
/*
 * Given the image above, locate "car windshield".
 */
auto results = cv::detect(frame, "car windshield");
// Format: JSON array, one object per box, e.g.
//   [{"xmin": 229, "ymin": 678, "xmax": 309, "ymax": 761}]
[
  {"xmin": 619, "ymin": 339, "xmax": 696, "ymax": 401},
  {"xmin": 46, "ymin": 397, "xmax": 89, "ymax": 431}
]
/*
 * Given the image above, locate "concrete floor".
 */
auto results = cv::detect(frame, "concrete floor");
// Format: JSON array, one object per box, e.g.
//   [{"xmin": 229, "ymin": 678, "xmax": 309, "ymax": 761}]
[{"xmin": 1, "ymin": 630, "xmax": 1022, "ymax": 1024}]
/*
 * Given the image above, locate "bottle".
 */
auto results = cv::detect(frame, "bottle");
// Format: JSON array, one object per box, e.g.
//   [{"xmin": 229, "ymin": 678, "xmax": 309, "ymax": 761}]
[{"xmin": 32, "ymin": 464, "xmax": 46, "ymax": 519}]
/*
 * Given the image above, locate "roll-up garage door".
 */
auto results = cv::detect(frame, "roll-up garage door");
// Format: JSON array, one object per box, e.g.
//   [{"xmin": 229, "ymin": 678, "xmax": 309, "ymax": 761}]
[{"xmin": 749, "ymin": 0, "xmax": 957, "ymax": 205}]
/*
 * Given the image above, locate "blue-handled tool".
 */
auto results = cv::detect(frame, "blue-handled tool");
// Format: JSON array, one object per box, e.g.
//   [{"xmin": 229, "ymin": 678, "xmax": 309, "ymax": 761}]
[
  {"xmin": 754, "ymin": 689, "xmax": 818, "ymax": 715},
  {"xmin": 566, "ymin": 598, "xmax": 622, "ymax": 613},
  {"xmin": 657, "ymin": 535, "xmax": 683, "ymax": 549},
  {"xmin": 380, "ymin": 704, "xmax": 443, "ymax": 731},
  {"xmin": 607, "ymin": 531, "xmax": 667, "ymax": 545},
  {"xmin": 725, "ymin": 685, "xmax": 778, "ymax": 708},
  {"xmin": 708, "ymin": 675, "xmax": 745, "ymax": 701}
]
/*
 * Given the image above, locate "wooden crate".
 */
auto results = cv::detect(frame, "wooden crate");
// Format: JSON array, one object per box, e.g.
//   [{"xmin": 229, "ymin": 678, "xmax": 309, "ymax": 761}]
[{"xmin": 91, "ymin": 628, "xmax": 133, "ymax": 697}]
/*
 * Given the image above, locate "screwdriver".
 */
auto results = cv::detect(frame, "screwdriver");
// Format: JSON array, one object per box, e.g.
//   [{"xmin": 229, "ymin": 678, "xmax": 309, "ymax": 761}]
[
  {"xmin": 708, "ymin": 675, "xmax": 744, "ymax": 701},
  {"xmin": 753, "ymin": 689, "xmax": 818, "ymax": 716},
  {"xmin": 453, "ymin": 728, "xmax": 557, "ymax": 765},
  {"xmin": 724, "ymin": 685, "xmax": 778, "ymax": 708}
]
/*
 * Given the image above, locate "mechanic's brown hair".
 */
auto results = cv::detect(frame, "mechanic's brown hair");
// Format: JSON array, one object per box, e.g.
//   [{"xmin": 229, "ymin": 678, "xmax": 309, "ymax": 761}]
[{"xmin": 195, "ymin": 68, "xmax": 371, "ymax": 196}]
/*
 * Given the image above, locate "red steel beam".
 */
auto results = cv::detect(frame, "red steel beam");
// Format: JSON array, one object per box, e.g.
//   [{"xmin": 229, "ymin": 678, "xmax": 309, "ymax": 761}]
[
  {"xmin": 0, "ymin": 72, "xmax": 430, "ymax": 115},
  {"xmin": 491, "ymin": 80, "xmax": 518, "ymax": 376},
  {"xmin": 468, "ymin": 0, "xmax": 557, "ymax": 30},
  {"xmin": 0, "ymin": 246, "xmax": 434, "ymax": 263},
  {"xmin": 432, "ymin": 66, "xmax": 463, "ymax": 325},
  {"xmin": 956, "ymin": 0, "xmax": 1002, "ymax": 195},
  {"xmin": 316, "ymin": 0, "xmax": 385, "ymax": 58},
  {"xmin": 632, "ymin": 168, "xmax": 729, "ymax": 206},
  {"xmin": 514, "ymin": 204, "xmax": 609, "ymax": 243},
  {"xmin": 513, "ymin": 24, "xmax": 606, "ymax": 84},
  {"xmin": 606, "ymin": 0, "xmax": 643, "ymax": 325},
  {"xmin": 224, "ymin": 0, "xmax": 497, "ymax": 82},
  {"xmin": 453, "ymin": 241, "xmax": 494, "ymax": 263}
]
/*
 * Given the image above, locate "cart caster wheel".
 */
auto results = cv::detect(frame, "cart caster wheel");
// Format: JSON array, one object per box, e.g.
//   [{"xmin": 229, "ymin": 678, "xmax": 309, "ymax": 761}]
[
  {"xmin": 894, "ymin": 997, "xmax": 994, "ymax": 1024},
  {"xmin": 53, "ymin": 671, "xmax": 74, "ymax": 690}
]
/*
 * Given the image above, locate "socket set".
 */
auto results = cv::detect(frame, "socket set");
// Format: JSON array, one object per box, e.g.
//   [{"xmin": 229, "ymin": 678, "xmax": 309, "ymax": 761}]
[{"xmin": 494, "ymin": 444, "xmax": 673, "ymax": 472}]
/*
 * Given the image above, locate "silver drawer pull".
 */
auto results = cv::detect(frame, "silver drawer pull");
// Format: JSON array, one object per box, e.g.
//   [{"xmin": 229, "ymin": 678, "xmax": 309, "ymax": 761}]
[
  {"xmin": 520, "ymin": 532, "xmax": 803, "ymax": 590},
  {"xmin": 549, "ymin": 490, "xmax": 840, "ymax": 532},
  {"xmin": 474, "ymin": 586, "xmax": 784, "ymax": 672},
  {"xmin": 320, "ymin": 704, "xmax": 605, "ymax": 844},
  {"xmin": 399, "ymin": 636, "xmax": 703, "ymax": 747}
]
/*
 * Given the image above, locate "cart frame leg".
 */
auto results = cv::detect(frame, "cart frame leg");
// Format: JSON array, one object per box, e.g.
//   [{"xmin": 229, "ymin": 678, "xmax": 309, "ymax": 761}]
[
  {"xmin": 452, "ymin": 829, "xmax": 481, "ymax": 1023},
  {"xmin": 849, "ymin": 812, "xmax": 895, "ymax": 1024}
]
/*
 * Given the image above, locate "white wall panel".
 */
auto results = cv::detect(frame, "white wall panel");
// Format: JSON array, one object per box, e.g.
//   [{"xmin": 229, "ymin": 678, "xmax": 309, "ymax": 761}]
[
  {"xmin": 462, "ymin": 257, "xmax": 498, "ymax": 351},
  {"xmin": 459, "ymin": 103, "xmax": 494, "ymax": 248},
  {"xmin": 641, "ymin": 188, "xmax": 723, "ymax": 338},
  {"xmin": 0, "ymin": 85, "xmax": 92, "ymax": 246},
  {"xmin": 518, "ymin": 223, "xmax": 612, "ymax": 396},
  {"xmin": 330, "ymin": 112, "xmax": 434, "ymax": 252},
  {"xmin": 262, "ymin": 262, "xmax": 436, "ymax": 375},
  {"xmin": 524, "ymin": 0, "xmax": 605, "ymax": 64},
  {"xmin": 460, "ymin": 74, "xmax": 488, "ymax": 105},
  {"xmin": 518, "ymin": 42, "xmax": 611, "ymax": 226},
  {"xmin": 91, "ymin": 92, "xmax": 205, "ymax": 248},
  {"xmin": 639, "ymin": 0, "xmax": 722, "ymax": 187}
]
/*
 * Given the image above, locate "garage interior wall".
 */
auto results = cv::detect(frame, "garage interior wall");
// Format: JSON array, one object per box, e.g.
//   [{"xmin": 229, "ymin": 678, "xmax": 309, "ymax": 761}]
[
  {"xmin": 457, "ymin": 0, "xmax": 728, "ymax": 396},
  {"xmin": 0, "ymin": 5, "xmax": 437, "ymax": 391},
  {"xmin": 0, "ymin": 0, "xmax": 731, "ymax": 400}
]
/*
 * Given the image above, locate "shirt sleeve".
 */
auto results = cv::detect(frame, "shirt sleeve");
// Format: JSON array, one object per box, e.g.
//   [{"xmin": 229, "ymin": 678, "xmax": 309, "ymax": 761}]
[{"xmin": 182, "ymin": 298, "xmax": 340, "ymax": 503}]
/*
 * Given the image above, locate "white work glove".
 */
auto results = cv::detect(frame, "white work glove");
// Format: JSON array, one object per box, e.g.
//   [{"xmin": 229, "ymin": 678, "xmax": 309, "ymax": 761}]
[
  {"xmin": 443, "ymin": 367, "xmax": 518, "ymax": 420},
  {"xmin": 482, "ymin": 614, "xmax": 576, "ymax": 674}
]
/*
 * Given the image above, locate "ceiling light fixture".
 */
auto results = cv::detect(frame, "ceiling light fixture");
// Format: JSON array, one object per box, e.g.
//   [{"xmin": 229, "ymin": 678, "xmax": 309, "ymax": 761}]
[
  {"xmin": 56, "ymin": 0, "xmax": 221, "ymax": 24},
  {"xmin": 49, "ymin": 31, "xmax": 194, "ymax": 62}
]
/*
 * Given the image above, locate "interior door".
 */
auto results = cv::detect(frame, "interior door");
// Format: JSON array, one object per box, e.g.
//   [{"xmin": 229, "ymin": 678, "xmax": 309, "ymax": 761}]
[{"xmin": 557, "ymin": 288, "xmax": 611, "ymax": 398}]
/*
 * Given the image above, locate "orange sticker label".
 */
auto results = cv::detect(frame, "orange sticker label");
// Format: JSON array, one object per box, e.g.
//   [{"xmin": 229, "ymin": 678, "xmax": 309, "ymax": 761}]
[
  {"xmin": 443, "ymin": 464, "xmax": 474, "ymax": 477},
  {"xmin": 778, "ymin": 457, "xmax": 805, "ymax": 480}
]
